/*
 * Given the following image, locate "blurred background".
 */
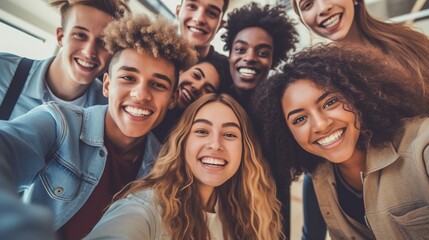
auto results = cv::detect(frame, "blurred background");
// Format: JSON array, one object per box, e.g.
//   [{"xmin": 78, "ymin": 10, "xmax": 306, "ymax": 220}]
[{"xmin": 1, "ymin": 0, "xmax": 428, "ymax": 239}]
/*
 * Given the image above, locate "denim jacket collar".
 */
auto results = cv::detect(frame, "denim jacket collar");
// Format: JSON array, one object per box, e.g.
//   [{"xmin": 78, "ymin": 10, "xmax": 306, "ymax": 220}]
[{"xmin": 365, "ymin": 142, "xmax": 400, "ymax": 174}]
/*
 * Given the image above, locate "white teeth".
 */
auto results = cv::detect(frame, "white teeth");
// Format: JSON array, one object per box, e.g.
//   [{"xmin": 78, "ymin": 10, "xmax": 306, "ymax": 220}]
[
  {"xmin": 317, "ymin": 129, "xmax": 344, "ymax": 146},
  {"xmin": 77, "ymin": 59, "xmax": 95, "ymax": 68},
  {"xmin": 181, "ymin": 88, "xmax": 193, "ymax": 102},
  {"xmin": 201, "ymin": 157, "xmax": 226, "ymax": 166},
  {"xmin": 322, "ymin": 14, "xmax": 340, "ymax": 28},
  {"xmin": 189, "ymin": 27, "xmax": 204, "ymax": 33},
  {"xmin": 125, "ymin": 106, "xmax": 152, "ymax": 117},
  {"xmin": 239, "ymin": 68, "xmax": 257, "ymax": 76}
]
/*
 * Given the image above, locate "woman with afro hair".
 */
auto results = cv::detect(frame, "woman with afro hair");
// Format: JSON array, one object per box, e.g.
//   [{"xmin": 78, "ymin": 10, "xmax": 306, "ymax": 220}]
[
  {"xmin": 251, "ymin": 44, "xmax": 429, "ymax": 240},
  {"xmin": 221, "ymin": 2, "xmax": 298, "ymax": 109}
]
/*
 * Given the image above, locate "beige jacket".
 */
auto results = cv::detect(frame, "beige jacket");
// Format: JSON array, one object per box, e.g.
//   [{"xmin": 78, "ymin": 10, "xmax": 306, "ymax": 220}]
[{"xmin": 312, "ymin": 117, "xmax": 429, "ymax": 240}]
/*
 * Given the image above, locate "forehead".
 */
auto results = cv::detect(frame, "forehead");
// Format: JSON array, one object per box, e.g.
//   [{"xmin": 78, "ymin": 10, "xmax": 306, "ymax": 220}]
[
  {"xmin": 194, "ymin": 102, "xmax": 239, "ymax": 124},
  {"xmin": 63, "ymin": 4, "xmax": 113, "ymax": 30},
  {"xmin": 183, "ymin": 0, "xmax": 224, "ymax": 12},
  {"xmin": 282, "ymin": 79, "xmax": 324, "ymax": 107},
  {"xmin": 233, "ymin": 27, "xmax": 273, "ymax": 47},
  {"xmin": 112, "ymin": 49, "xmax": 175, "ymax": 81}
]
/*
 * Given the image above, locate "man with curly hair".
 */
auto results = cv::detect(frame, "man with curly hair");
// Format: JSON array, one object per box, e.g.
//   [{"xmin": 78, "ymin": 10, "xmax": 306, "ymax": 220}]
[
  {"xmin": 221, "ymin": 2, "xmax": 298, "ymax": 108},
  {"xmin": 0, "ymin": 0, "xmax": 130, "ymax": 121},
  {"xmin": 0, "ymin": 14, "xmax": 196, "ymax": 240}
]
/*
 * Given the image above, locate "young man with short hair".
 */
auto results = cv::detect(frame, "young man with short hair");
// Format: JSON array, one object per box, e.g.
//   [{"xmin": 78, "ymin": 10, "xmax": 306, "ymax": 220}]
[
  {"xmin": 0, "ymin": 0, "xmax": 130, "ymax": 120},
  {"xmin": 176, "ymin": 0, "xmax": 230, "ymax": 83},
  {"xmin": 0, "ymin": 14, "xmax": 196, "ymax": 240}
]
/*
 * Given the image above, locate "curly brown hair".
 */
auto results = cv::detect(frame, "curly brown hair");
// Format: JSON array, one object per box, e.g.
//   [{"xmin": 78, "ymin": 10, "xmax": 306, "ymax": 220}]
[
  {"xmin": 250, "ymin": 44, "xmax": 429, "ymax": 180},
  {"xmin": 50, "ymin": 0, "xmax": 131, "ymax": 27},
  {"xmin": 221, "ymin": 2, "xmax": 298, "ymax": 68},
  {"xmin": 103, "ymin": 14, "xmax": 197, "ymax": 87}
]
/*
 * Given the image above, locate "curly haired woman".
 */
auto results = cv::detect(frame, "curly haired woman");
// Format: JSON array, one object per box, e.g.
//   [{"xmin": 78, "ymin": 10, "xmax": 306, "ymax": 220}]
[
  {"xmin": 85, "ymin": 93, "xmax": 283, "ymax": 240},
  {"xmin": 252, "ymin": 44, "xmax": 429, "ymax": 239}
]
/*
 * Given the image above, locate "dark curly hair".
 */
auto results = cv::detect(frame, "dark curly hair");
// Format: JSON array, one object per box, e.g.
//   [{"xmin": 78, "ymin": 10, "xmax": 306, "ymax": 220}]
[
  {"xmin": 250, "ymin": 44, "xmax": 429, "ymax": 181},
  {"xmin": 221, "ymin": 2, "xmax": 298, "ymax": 68}
]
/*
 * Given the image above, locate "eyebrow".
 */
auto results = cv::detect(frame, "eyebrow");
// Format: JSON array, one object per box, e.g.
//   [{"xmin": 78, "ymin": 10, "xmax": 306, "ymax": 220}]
[
  {"xmin": 117, "ymin": 66, "xmax": 172, "ymax": 85},
  {"xmin": 233, "ymin": 40, "xmax": 273, "ymax": 50},
  {"xmin": 286, "ymin": 91, "xmax": 331, "ymax": 120},
  {"xmin": 73, "ymin": 26, "xmax": 89, "ymax": 32},
  {"xmin": 193, "ymin": 119, "xmax": 241, "ymax": 130},
  {"xmin": 188, "ymin": 0, "xmax": 222, "ymax": 14},
  {"xmin": 195, "ymin": 67, "xmax": 205, "ymax": 78}
]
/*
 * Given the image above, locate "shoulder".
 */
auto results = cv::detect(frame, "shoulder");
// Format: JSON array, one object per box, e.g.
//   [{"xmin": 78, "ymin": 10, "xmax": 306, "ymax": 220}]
[
  {"xmin": 85, "ymin": 189, "xmax": 161, "ymax": 239},
  {"xmin": 393, "ymin": 117, "xmax": 429, "ymax": 149}
]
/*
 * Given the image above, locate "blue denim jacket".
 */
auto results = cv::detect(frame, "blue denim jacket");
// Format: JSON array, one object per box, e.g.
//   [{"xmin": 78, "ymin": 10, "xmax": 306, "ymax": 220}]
[
  {"xmin": 0, "ymin": 52, "xmax": 107, "ymax": 120},
  {"xmin": 0, "ymin": 102, "xmax": 161, "ymax": 233}
]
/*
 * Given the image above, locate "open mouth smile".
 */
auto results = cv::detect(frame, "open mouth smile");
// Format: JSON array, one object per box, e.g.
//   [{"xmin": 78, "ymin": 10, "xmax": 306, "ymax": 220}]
[
  {"xmin": 124, "ymin": 106, "xmax": 153, "ymax": 117},
  {"xmin": 316, "ymin": 128, "xmax": 344, "ymax": 146}
]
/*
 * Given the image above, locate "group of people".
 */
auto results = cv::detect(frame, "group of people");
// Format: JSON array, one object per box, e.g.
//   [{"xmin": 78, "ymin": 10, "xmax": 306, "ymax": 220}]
[{"xmin": 0, "ymin": 0, "xmax": 428, "ymax": 239}]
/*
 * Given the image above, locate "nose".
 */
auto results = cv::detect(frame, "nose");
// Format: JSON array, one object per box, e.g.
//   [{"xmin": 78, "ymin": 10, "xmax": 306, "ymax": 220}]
[
  {"xmin": 243, "ymin": 49, "xmax": 257, "ymax": 63},
  {"xmin": 317, "ymin": 0, "xmax": 333, "ymax": 16},
  {"xmin": 206, "ymin": 134, "xmax": 224, "ymax": 151},
  {"xmin": 311, "ymin": 111, "xmax": 333, "ymax": 133},
  {"xmin": 192, "ymin": 8, "xmax": 206, "ymax": 25},
  {"xmin": 82, "ymin": 40, "xmax": 97, "ymax": 59},
  {"xmin": 130, "ymin": 83, "xmax": 152, "ymax": 102}
]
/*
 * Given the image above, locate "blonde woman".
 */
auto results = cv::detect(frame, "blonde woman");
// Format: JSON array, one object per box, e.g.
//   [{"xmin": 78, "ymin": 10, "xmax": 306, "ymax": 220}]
[{"xmin": 85, "ymin": 93, "xmax": 283, "ymax": 240}]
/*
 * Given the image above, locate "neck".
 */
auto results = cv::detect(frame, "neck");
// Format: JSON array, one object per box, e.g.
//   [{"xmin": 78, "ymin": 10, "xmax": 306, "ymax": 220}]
[
  {"xmin": 198, "ymin": 184, "xmax": 216, "ymax": 212},
  {"xmin": 337, "ymin": 149, "xmax": 366, "ymax": 191},
  {"xmin": 339, "ymin": 21, "xmax": 370, "ymax": 47},
  {"xmin": 104, "ymin": 115, "xmax": 146, "ymax": 162},
  {"xmin": 46, "ymin": 53, "xmax": 88, "ymax": 101},
  {"xmin": 195, "ymin": 45, "xmax": 211, "ymax": 60}
]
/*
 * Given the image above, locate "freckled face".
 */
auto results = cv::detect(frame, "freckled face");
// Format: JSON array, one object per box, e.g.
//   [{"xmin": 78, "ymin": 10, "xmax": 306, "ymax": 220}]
[
  {"xmin": 281, "ymin": 79, "xmax": 361, "ymax": 163},
  {"xmin": 185, "ymin": 101, "xmax": 242, "ymax": 193},
  {"xmin": 296, "ymin": 0, "xmax": 357, "ymax": 42}
]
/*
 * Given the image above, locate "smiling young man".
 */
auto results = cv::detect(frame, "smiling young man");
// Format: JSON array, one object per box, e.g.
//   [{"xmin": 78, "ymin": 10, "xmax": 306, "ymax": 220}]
[
  {"xmin": 176, "ymin": 0, "xmax": 231, "ymax": 84},
  {"xmin": 0, "ymin": 14, "xmax": 196, "ymax": 240},
  {"xmin": 0, "ymin": 0, "xmax": 130, "ymax": 120},
  {"xmin": 221, "ymin": 2, "xmax": 298, "ymax": 109}
]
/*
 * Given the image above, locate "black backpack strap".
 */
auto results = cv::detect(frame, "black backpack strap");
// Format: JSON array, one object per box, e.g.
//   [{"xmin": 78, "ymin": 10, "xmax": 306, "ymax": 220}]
[{"xmin": 0, "ymin": 58, "xmax": 34, "ymax": 120}]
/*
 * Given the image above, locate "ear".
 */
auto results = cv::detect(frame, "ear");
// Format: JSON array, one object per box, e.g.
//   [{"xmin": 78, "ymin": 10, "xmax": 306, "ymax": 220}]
[
  {"xmin": 56, "ymin": 27, "xmax": 64, "ymax": 47},
  {"xmin": 217, "ymin": 20, "xmax": 226, "ymax": 33},
  {"xmin": 102, "ymin": 72, "xmax": 110, "ymax": 97},
  {"xmin": 176, "ymin": 5, "xmax": 181, "ymax": 17},
  {"xmin": 168, "ymin": 89, "xmax": 179, "ymax": 110}
]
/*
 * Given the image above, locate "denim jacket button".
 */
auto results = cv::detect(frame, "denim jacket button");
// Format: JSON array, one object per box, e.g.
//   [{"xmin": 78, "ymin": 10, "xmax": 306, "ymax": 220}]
[
  {"xmin": 99, "ymin": 149, "xmax": 105, "ymax": 157},
  {"xmin": 54, "ymin": 187, "xmax": 64, "ymax": 196}
]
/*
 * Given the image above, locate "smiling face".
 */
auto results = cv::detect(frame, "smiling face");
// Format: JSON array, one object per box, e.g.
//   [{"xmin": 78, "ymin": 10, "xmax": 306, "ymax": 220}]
[
  {"xmin": 56, "ymin": 4, "xmax": 113, "ymax": 86},
  {"xmin": 177, "ymin": 62, "xmax": 221, "ymax": 109},
  {"xmin": 185, "ymin": 101, "xmax": 242, "ymax": 197},
  {"xmin": 103, "ymin": 49, "xmax": 176, "ymax": 146},
  {"xmin": 176, "ymin": 0, "xmax": 224, "ymax": 53},
  {"xmin": 296, "ymin": 0, "xmax": 358, "ymax": 42},
  {"xmin": 281, "ymin": 79, "xmax": 361, "ymax": 164},
  {"xmin": 229, "ymin": 27, "xmax": 273, "ymax": 94}
]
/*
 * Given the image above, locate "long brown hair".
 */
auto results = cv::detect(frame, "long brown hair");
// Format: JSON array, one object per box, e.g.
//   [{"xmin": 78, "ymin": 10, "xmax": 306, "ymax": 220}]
[
  {"xmin": 114, "ymin": 93, "xmax": 283, "ymax": 240},
  {"xmin": 292, "ymin": 0, "xmax": 429, "ymax": 94}
]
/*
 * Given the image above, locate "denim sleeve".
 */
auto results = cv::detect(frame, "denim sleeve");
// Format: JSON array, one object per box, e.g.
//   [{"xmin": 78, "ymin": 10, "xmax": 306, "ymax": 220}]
[
  {"xmin": 0, "ymin": 106, "xmax": 58, "ymax": 240},
  {"xmin": 301, "ymin": 173, "xmax": 327, "ymax": 240}
]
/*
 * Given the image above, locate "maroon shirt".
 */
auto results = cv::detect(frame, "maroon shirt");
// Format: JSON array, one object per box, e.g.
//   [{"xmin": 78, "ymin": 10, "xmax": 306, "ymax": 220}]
[{"xmin": 58, "ymin": 137, "xmax": 144, "ymax": 240}]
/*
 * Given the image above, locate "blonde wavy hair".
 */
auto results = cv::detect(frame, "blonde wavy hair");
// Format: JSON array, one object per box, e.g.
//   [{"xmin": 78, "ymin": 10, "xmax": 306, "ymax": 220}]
[
  {"xmin": 103, "ymin": 14, "xmax": 197, "ymax": 82},
  {"xmin": 115, "ymin": 93, "xmax": 283, "ymax": 240}
]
